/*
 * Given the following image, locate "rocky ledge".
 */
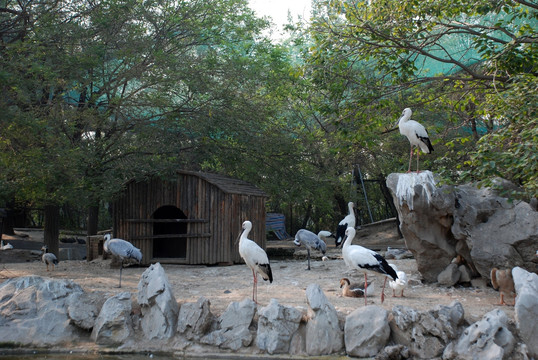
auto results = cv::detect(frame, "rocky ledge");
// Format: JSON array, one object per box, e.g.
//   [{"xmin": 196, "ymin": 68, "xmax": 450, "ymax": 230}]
[{"xmin": 1, "ymin": 263, "xmax": 537, "ymax": 359}]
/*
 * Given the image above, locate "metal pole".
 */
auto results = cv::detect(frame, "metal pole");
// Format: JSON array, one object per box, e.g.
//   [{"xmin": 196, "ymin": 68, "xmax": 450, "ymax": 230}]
[{"xmin": 357, "ymin": 164, "xmax": 374, "ymax": 223}]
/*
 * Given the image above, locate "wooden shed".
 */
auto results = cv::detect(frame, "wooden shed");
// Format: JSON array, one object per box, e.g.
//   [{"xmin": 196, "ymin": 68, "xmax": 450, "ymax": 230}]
[{"xmin": 112, "ymin": 170, "xmax": 267, "ymax": 265}]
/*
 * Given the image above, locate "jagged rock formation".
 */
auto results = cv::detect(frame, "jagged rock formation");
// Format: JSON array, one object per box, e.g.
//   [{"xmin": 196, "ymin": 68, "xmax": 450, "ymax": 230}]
[
  {"xmin": 386, "ymin": 172, "xmax": 537, "ymax": 282},
  {"xmin": 1, "ymin": 266, "xmax": 536, "ymax": 358}
]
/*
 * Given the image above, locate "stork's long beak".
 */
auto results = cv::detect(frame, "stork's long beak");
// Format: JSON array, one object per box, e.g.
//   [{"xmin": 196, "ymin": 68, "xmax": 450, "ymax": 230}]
[
  {"xmin": 381, "ymin": 119, "xmax": 400, "ymax": 134},
  {"xmin": 234, "ymin": 230, "xmax": 241, "ymax": 246}
]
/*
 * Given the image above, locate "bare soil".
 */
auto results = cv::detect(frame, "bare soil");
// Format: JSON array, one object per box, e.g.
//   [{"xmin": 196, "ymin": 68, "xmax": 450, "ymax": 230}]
[{"xmin": 0, "ymin": 230, "xmax": 515, "ymax": 326}]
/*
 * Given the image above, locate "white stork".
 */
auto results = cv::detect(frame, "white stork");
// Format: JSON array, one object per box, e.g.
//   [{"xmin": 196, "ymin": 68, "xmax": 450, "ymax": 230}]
[
  {"xmin": 397, "ymin": 108, "xmax": 434, "ymax": 173},
  {"xmin": 104, "ymin": 234, "xmax": 142, "ymax": 288},
  {"xmin": 239, "ymin": 220, "xmax": 273, "ymax": 304},
  {"xmin": 388, "ymin": 264, "xmax": 408, "ymax": 297},
  {"xmin": 41, "ymin": 245, "xmax": 58, "ymax": 271},
  {"xmin": 293, "ymin": 229, "xmax": 329, "ymax": 270},
  {"xmin": 342, "ymin": 227, "xmax": 398, "ymax": 305},
  {"xmin": 335, "ymin": 202, "xmax": 356, "ymax": 247}
]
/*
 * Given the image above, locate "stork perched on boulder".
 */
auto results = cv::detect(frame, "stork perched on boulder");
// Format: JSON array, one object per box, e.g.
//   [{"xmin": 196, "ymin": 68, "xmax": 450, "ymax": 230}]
[{"xmin": 397, "ymin": 107, "xmax": 434, "ymax": 173}]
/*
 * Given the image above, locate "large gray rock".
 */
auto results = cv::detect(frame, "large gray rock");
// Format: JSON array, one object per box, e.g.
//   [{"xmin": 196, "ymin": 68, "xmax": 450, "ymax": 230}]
[
  {"xmin": 200, "ymin": 298, "xmax": 255, "ymax": 350},
  {"xmin": 345, "ymin": 305, "xmax": 390, "ymax": 358},
  {"xmin": 512, "ymin": 266, "xmax": 538, "ymax": 358},
  {"xmin": 387, "ymin": 172, "xmax": 537, "ymax": 282},
  {"xmin": 305, "ymin": 284, "xmax": 343, "ymax": 355},
  {"xmin": 0, "ymin": 276, "xmax": 84, "ymax": 346},
  {"xmin": 91, "ymin": 292, "xmax": 133, "ymax": 346},
  {"xmin": 390, "ymin": 301, "xmax": 465, "ymax": 359},
  {"xmin": 256, "ymin": 298, "xmax": 303, "ymax": 354},
  {"xmin": 137, "ymin": 263, "xmax": 179, "ymax": 340},
  {"xmin": 443, "ymin": 309, "xmax": 515, "ymax": 360},
  {"xmin": 67, "ymin": 291, "xmax": 107, "ymax": 330},
  {"xmin": 177, "ymin": 296, "xmax": 215, "ymax": 340},
  {"xmin": 438, "ymin": 263, "xmax": 461, "ymax": 286}
]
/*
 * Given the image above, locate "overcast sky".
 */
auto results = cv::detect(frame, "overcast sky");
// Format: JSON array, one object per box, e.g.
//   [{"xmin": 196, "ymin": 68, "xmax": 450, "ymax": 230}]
[{"xmin": 249, "ymin": 0, "xmax": 311, "ymax": 39}]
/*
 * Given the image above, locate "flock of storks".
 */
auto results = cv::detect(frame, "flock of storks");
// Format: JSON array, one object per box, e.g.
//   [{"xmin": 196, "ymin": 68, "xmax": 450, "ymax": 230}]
[{"xmin": 41, "ymin": 108, "xmax": 433, "ymax": 305}]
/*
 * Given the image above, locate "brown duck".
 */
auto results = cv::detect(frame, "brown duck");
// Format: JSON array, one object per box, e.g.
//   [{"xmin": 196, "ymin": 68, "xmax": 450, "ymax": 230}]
[
  {"xmin": 490, "ymin": 268, "xmax": 515, "ymax": 306},
  {"xmin": 340, "ymin": 278, "xmax": 374, "ymax": 298}
]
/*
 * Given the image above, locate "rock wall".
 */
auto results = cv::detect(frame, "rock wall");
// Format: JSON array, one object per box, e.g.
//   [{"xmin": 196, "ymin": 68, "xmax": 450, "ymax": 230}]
[
  {"xmin": 386, "ymin": 172, "xmax": 537, "ymax": 283},
  {"xmin": 1, "ymin": 266, "xmax": 537, "ymax": 359}
]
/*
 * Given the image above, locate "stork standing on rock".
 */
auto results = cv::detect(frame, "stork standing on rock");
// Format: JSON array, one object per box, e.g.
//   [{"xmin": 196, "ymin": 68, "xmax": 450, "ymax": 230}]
[
  {"xmin": 104, "ymin": 234, "xmax": 142, "ymax": 288},
  {"xmin": 397, "ymin": 107, "xmax": 434, "ymax": 173},
  {"xmin": 238, "ymin": 220, "xmax": 273, "ymax": 304},
  {"xmin": 342, "ymin": 227, "xmax": 398, "ymax": 305}
]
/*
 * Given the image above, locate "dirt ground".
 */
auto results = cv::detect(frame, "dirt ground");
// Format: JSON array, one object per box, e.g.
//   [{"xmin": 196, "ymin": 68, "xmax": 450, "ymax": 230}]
[{"xmin": 0, "ymin": 230, "xmax": 515, "ymax": 326}]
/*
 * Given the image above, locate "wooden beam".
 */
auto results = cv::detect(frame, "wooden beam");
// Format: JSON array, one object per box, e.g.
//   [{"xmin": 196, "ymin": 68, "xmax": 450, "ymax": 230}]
[
  {"xmin": 122, "ymin": 219, "xmax": 208, "ymax": 223},
  {"xmin": 130, "ymin": 233, "xmax": 211, "ymax": 240}
]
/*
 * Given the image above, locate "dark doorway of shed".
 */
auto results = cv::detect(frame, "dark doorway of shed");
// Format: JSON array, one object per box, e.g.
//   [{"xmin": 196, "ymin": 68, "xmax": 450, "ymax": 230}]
[{"xmin": 152, "ymin": 206, "xmax": 187, "ymax": 259}]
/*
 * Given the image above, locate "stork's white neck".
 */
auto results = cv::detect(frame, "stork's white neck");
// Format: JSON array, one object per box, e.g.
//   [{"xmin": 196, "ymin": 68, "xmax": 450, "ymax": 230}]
[
  {"xmin": 343, "ymin": 228, "xmax": 356, "ymax": 249},
  {"xmin": 240, "ymin": 222, "xmax": 252, "ymax": 243},
  {"xmin": 399, "ymin": 108, "xmax": 412, "ymax": 125},
  {"xmin": 347, "ymin": 202, "xmax": 354, "ymax": 215}
]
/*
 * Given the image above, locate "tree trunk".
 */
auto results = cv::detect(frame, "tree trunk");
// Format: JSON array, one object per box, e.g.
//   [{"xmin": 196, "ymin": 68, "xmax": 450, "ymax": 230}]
[
  {"xmin": 44, "ymin": 204, "xmax": 60, "ymax": 257},
  {"xmin": 87, "ymin": 204, "xmax": 99, "ymax": 236}
]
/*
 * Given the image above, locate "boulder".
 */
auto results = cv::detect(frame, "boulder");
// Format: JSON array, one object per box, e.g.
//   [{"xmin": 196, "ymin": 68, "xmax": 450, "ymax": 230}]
[
  {"xmin": 67, "ymin": 291, "xmax": 108, "ymax": 330},
  {"xmin": 0, "ymin": 276, "xmax": 84, "ymax": 346},
  {"xmin": 256, "ymin": 298, "xmax": 303, "ymax": 354},
  {"xmin": 200, "ymin": 298, "xmax": 256, "ymax": 350},
  {"xmin": 437, "ymin": 263, "xmax": 461, "ymax": 286},
  {"xmin": 177, "ymin": 296, "xmax": 215, "ymax": 340},
  {"xmin": 304, "ymin": 284, "xmax": 343, "ymax": 355},
  {"xmin": 137, "ymin": 263, "xmax": 179, "ymax": 340},
  {"xmin": 443, "ymin": 309, "xmax": 515, "ymax": 360},
  {"xmin": 91, "ymin": 292, "xmax": 133, "ymax": 346},
  {"xmin": 344, "ymin": 305, "xmax": 390, "ymax": 358},
  {"xmin": 386, "ymin": 172, "xmax": 537, "ymax": 282},
  {"xmin": 390, "ymin": 301, "xmax": 465, "ymax": 359},
  {"xmin": 512, "ymin": 267, "xmax": 538, "ymax": 358}
]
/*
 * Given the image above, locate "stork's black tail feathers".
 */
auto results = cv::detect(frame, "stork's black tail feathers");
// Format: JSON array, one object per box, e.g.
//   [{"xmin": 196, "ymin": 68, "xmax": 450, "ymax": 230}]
[{"xmin": 259, "ymin": 263, "xmax": 273, "ymax": 283}]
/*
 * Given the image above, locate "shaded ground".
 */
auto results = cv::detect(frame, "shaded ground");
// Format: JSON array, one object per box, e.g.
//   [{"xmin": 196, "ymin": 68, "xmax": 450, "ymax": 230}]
[{"xmin": 0, "ymin": 228, "xmax": 515, "ymax": 326}]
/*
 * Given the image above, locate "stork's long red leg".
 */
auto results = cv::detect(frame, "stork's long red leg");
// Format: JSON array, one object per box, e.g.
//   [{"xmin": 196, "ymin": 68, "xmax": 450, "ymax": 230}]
[
  {"xmin": 251, "ymin": 269, "xmax": 257, "ymax": 303},
  {"xmin": 416, "ymin": 150, "xmax": 420, "ymax": 173}
]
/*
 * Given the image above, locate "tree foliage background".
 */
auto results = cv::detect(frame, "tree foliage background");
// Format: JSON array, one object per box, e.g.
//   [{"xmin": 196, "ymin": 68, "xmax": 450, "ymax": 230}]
[{"xmin": 1, "ymin": 0, "xmax": 536, "ymax": 240}]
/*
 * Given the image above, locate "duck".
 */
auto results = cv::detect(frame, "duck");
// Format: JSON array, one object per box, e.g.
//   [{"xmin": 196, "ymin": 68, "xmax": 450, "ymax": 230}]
[
  {"xmin": 490, "ymin": 267, "xmax": 515, "ymax": 306},
  {"xmin": 340, "ymin": 277, "xmax": 375, "ymax": 298}
]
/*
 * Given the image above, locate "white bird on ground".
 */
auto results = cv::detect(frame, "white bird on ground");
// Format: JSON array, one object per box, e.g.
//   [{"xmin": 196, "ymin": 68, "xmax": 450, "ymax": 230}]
[
  {"xmin": 239, "ymin": 220, "xmax": 273, "ymax": 304},
  {"xmin": 0, "ymin": 240, "xmax": 13, "ymax": 250},
  {"xmin": 342, "ymin": 227, "xmax": 398, "ymax": 305},
  {"xmin": 388, "ymin": 264, "xmax": 408, "ymax": 297},
  {"xmin": 104, "ymin": 234, "xmax": 142, "ymax": 288},
  {"xmin": 335, "ymin": 202, "xmax": 356, "ymax": 247},
  {"xmin": 397, "ymin": 108, "xmax": 434, "ymax": 173},
  {"xmin": 41, "ymin": 245, "xmax": 58, "ymax": 271},
  {"xmin": 293, "ymin": 229, "xmax": 330, "ymax": 270}
]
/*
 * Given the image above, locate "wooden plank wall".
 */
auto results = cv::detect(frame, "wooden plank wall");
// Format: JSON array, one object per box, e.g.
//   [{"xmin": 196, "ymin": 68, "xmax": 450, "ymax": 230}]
[{"xmin": 113, "ymin": 173, "xmax": 266, "ymax": 266}]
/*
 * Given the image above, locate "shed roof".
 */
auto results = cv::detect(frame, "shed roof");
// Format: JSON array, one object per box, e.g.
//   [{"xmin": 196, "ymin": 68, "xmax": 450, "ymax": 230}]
[{"xmin": 176, "ymin": 170, "xmax": 268, "ymax": 197}]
